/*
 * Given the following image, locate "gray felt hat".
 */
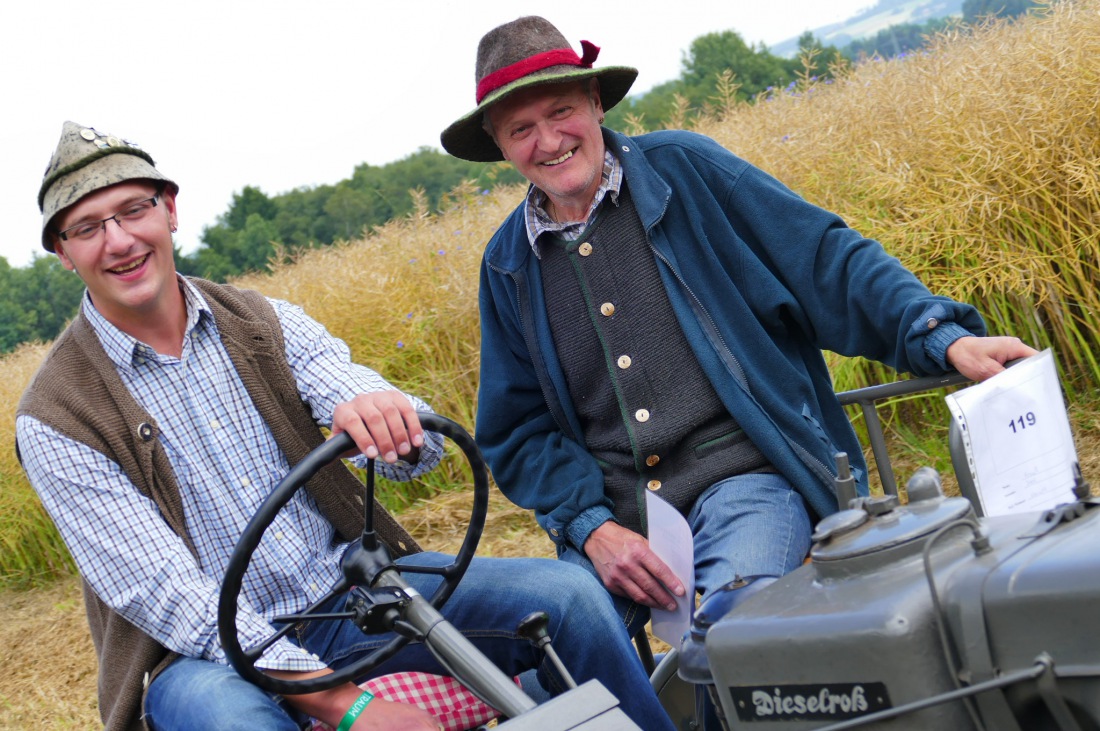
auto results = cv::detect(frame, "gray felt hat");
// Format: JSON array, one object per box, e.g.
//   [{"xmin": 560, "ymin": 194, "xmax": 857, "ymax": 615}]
[
  {"xmin": 38, "ymin": 121, "xmax": 178, "ymax": 252},
  {"xmin": 440, "ymin": 16, "xmax": 638, "ymax": 162}
]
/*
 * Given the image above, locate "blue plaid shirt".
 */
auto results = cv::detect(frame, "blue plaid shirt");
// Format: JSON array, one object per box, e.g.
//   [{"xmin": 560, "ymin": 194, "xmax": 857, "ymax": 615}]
[
  {"xmin": 17, "ymin": 278, "xmax": 442, "ymax": 672},
  {"xmin": 523, "ymin": 149, "xmax": 623, "ymax": 254}
]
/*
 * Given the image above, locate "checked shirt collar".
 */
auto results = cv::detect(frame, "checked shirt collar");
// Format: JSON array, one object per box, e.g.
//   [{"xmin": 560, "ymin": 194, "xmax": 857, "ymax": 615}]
[
  {"xmin": 523, "ymin": 148, "xmax": 623, "ymax": 256},
  {"xmin": 83, "ymin": 276, "xmax": 213, "ymax": 374}
]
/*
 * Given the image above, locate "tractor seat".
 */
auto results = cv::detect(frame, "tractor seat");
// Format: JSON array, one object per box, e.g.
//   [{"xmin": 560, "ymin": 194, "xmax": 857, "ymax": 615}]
[{"xmin": 311, "ymin": 671, "xmax": 507, "ymax": 731}]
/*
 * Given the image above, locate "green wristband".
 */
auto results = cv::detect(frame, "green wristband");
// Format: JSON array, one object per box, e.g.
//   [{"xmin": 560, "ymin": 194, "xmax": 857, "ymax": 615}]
[{"xmin": 336, "ymin": 690, "xmax": 375, "ymax": 731}]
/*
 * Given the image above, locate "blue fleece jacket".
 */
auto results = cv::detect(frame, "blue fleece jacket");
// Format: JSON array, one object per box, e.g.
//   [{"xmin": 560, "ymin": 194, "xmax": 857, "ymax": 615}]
[{"xmin": 476, "ymin": 128, "xmax": 985, "ymax": 552}]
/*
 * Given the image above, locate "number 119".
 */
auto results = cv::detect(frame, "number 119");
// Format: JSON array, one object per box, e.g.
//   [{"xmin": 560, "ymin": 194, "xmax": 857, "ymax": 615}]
[{"xmin": 1008, "ymin": 412, "xmax": 1037, "ymax": 433}]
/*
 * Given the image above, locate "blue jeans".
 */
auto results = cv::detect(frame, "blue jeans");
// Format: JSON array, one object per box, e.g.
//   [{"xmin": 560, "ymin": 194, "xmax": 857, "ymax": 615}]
[
  {"xmin": 564, "ymin": 472, "xmax": 812, "ymax": 731},
  {"xmin": 688, "ymin": 472, "xmax": 813, "ymax": 599},
  {"xmin": 145, "ymin": 553, "xmax": 674, "ymax": 731},
  {"xmin": 560, "ymin": 472, "xmax": 814, "ymax": 634},
  {"xmin": 563, "ymin": 470, "xmax": 814, "ymax": 606}
]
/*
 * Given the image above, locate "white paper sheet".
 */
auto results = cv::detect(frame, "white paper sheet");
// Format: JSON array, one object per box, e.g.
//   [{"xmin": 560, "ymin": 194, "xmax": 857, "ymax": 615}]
[
  {"xmin": 945, "ymin": 349, "xmax": 1078, "ymax": 516},
  {"xmin": 645, "ymin": 490, "xmax": 695, "ymax": 647}
]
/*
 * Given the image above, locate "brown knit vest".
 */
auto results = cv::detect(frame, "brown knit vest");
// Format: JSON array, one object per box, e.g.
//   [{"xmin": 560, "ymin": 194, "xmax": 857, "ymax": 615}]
[{"xmin": 16, "ymin": 278, "xmax": 420, "ymax": 731}]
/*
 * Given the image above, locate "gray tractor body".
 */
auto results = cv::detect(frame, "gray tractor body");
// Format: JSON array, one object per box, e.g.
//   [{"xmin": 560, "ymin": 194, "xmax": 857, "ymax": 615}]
[{"xmin": 680, "ymin": 482, "xmax": 1100, "ymax": 730}]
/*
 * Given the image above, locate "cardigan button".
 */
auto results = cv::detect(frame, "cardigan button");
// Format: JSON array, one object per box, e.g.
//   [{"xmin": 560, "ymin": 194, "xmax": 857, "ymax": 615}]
[
  {"xmin": 635, "ymin": 409, "xmax": 650, "ymax": 423},
  {"xmin": 550, "ymin": 528, "xmax": 560, "ymax": 537},
  {"xmin": 647, "ymin": 480, "xmax": 662, "ymax": 491},
  {"xmin": 646, "ymin": 454, "xmax": 660, "ymax": 467},
  {"xmin": 138, "ymin": 423, "xmax": 154, "ymax": 442},
  {"xmin": 600, "ymin": 302, "xmax": 615, "ymax": 317},
  {"xmin": 579, "ymin": 242, "xmax": 593, "ymax": 256},
  {"xmin": 926, "ymin": 317, "xmax": 940, "ymax": 329},
  {"xmin": 617, "ymin": 355, "xmax": 632, "ymax": 369}
]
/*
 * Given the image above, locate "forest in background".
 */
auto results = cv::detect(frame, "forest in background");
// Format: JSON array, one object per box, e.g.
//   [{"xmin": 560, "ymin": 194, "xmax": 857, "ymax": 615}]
[{"xmin": 0, "ymin": 0, "xmax": 1040, "ymax": 354}]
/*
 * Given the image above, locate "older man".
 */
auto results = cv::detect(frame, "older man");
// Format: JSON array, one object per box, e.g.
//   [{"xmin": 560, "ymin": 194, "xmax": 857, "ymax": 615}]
[
  {"xmin": 17, "ymin": 122, "xmax": 673, "ymax": 731},
  {"xmin": 442, "ymin": 16, "xmax": 1036, "ymax": 627}
]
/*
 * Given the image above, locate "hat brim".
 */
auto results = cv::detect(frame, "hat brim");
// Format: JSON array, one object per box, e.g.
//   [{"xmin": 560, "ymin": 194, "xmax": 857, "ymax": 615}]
[
  {"xmin": 441, "ymin": 65, "xmax": 638, "ymax": 162},
  {"xmin": 40, "ymin": 152, "xmax": 176, "ymax": 252}
]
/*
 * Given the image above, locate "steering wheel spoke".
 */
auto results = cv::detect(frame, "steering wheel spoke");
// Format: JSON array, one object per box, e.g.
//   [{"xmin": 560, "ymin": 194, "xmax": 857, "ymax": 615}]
[
  {"xmin": 218, "ymin": 413, "xmax": 488, "ymax": 695},
  {"xmin": 388, "ymin": 561, "xmax": 457, "ymax": 577},
  {"xmin": 272, "ymin": 610, "xmax": 357, "ymax": 624}
]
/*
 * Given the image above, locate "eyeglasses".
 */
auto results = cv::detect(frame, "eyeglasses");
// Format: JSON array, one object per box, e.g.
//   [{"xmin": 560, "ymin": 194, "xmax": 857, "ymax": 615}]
[{"xmin": 57, "ymin": 196, "xmax": 161, "ymax": 243}]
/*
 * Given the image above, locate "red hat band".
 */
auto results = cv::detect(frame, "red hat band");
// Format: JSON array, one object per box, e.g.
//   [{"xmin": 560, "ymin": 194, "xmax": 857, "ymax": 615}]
[{"xmin": 476, "ymin": 40, "xmax": 600, "ymax": 104}]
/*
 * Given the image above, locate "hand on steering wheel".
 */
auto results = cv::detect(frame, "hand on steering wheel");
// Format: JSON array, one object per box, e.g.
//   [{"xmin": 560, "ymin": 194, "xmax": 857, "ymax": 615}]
[{"xmin": 218, "ymin": 413, "xmax": 489, "ymax": 695}]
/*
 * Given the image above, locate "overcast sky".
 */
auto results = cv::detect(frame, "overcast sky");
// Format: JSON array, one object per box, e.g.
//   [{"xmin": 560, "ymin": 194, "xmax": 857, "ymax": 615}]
[{"xmin": 2, "ymin": 0, "xmax": 870, "ymax": 268}]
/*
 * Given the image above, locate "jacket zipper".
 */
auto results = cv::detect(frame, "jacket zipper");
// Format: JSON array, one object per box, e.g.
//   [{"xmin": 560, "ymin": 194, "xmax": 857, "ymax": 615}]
[
  {"xmin": 645, "ymin": 242, "xmax": 837, "ymax": 488},
  {"xmin": 491, "ymin": 263, "xmax": 580, "ymax": 444}
]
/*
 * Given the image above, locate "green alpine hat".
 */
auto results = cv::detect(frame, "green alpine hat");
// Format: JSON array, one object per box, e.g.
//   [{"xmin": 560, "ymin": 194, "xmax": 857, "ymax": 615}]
[
  {"xmin": 440, "ymin": 16, "xmax": 638, "ymax": 162},
  {"xmin": 38, "ymin": 121, "xmax": 178, "ymax": 252}
]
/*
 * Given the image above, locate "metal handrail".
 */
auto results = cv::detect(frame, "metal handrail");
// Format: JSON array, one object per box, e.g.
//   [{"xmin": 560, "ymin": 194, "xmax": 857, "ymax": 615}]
[{"xmin": 836, "ymin": 372, "xmax": 972, "ymax": 496}]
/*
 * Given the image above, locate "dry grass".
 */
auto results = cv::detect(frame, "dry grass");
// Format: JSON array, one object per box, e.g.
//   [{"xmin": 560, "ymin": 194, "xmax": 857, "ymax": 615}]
[
  {"xmin": 0, "ymin": 575, "xmax": 99, "ymax": 728},
  {"xmin": 0, "ymin": 342, "xmax": 75, "ymax": 586},
  {"xmin": 691, "ymin": 1, "xmax": 1100, "ymax": 394}
]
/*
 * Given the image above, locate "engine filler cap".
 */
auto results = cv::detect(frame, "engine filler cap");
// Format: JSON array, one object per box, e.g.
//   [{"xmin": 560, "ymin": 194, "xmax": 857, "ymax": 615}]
[
  {"xmin": 810, "ymin": 495, "xmax": 973, "ymax": 565},
  {"xmin": 810, "ymin": 508, "xmax": 869, "ymax": 543}
]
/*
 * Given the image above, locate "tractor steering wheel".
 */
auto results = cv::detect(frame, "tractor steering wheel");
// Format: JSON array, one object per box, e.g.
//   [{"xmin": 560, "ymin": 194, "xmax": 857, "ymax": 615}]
[{"xmin": 217, "ymin": 412, "xmax": 489, "ymax": 696}]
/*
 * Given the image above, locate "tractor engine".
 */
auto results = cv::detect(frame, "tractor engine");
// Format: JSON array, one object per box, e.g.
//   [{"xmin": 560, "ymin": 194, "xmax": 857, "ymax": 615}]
[{"xmin": 679, "ymin": 468, "xmax": 1100, "ymax": 730}]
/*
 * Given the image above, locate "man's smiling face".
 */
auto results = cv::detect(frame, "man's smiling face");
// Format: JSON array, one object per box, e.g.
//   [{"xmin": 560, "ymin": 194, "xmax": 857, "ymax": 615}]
[
  {"xmin": 52, "ymin": 180, "xmax": 179, "ymax": 328},
  {"xmin": 487, "ymin": 80, "xmax": 606, "ymax": 222}
]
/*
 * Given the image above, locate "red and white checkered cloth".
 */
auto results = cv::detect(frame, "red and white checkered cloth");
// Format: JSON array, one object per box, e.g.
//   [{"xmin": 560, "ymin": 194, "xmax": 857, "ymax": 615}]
[{"xmin": 312, "ymin": 671, "xmax": 505, "ymax": 731}]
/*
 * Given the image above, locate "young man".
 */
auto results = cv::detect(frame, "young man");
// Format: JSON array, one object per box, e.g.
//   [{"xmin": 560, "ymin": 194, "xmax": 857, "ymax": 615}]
[
  {"xmin": 441, "ymin": 17, "xmax": 1036, "ymax": 626},
  {"xmin": 17, "ymin": 122, "xmax": 674, "ymax": 731}
]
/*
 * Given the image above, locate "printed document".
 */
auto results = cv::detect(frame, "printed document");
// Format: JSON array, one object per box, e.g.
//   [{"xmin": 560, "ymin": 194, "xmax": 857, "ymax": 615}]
[
  {"xmin": 646, "ymin": 490, "xmax": 695, "ymax": 647},
  {"xmin": 945, "ymin": 349, "xmax": 1078, "ymax": 516}
]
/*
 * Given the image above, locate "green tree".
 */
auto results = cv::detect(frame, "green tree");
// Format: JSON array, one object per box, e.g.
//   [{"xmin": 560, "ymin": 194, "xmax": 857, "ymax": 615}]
[
  {"xmin": 222, "ymin": 186, "xmax": 278, "ymax": 230},
  {"xmin": 0, "ymin": 258, "xmax": 34, "ymax": 351},
  {"xmin": 183, "ymin": 148, "xmax": 514, "ymax": 281},
  {"xmin": 607, "ymin": 30, "xmax": 808, "ymax": 130},
  {"xmin": 186, "ymin": 186, "xmax": 284, "ymax": 279},
  {"xmin": 0, "ymin": 255, "xmax": 84, "ymax": 352},
  {"xmin": 275, "ymin": 185, "xmax": 337, "ymax": 250},
  {"xmin": 682, "ymin": 31, "xmax": 797, "ymax": 104},
  {"xmin": 20, "ymin": 256, "xmax": 85, "ymax": 340},
  {"xmin": 324, "ymin": 183, "xmax": 376, "ymax": 242},
  {"xmin": 844, "ymin": 18, "xmax": 955, "ymax": 59},
  {"xmin": 190, "ymin": 213, "xmax": 279, "ymax": 280}
]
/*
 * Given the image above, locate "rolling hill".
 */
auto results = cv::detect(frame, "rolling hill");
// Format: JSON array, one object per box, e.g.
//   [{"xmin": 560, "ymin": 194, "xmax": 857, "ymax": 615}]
[{"xmin": 770, "ymin": 0, "xmax": 963, "ymax": 56}]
